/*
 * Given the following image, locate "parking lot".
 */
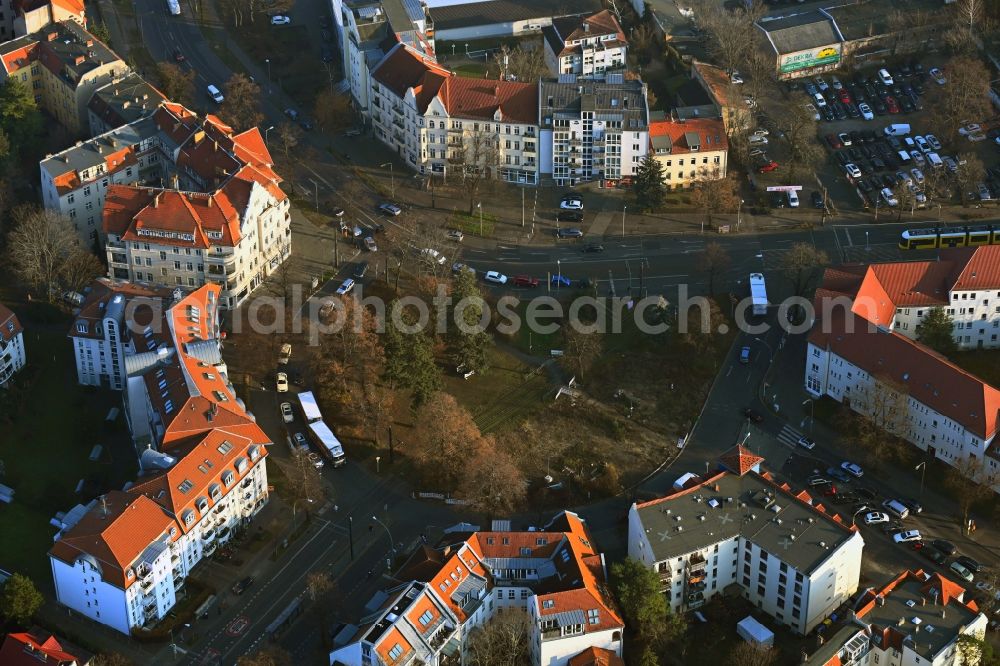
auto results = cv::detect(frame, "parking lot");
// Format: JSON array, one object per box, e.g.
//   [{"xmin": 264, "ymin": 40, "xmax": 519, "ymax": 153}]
[{"xmin": 751, "ymin": 58, "xmax": 1000, "ymax": 216}]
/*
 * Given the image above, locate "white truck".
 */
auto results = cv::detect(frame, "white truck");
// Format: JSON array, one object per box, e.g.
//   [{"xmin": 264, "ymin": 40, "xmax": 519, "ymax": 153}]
[
  {"xmin": 166, "ymin": 0, "xmax": 180, "ymax": 15},
  {"xmin": 297, "ymin": 391, "xmax": 346, "ymax": 467},
  {"xmin": 749, "ymin": 272, "xmax": 768, "ymax": 316}
]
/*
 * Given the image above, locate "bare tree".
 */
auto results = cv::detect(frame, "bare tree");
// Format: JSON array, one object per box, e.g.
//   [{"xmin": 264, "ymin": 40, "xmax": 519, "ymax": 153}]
[
  {"xmin": 459, "ymin": 438, "xmax": 527, "ymax": 517},
  {"xmin": 562, "ymin": 324, "xmax": 603, "ymax": 381},
  {"xmin": 849, "ymin": 378, "xmax": 911, "ymax": 471},
  {"xmin": 272, "ymin": 449, "xmax": 327, "ymax": 518},
  {"xmin": 61, "ymin": 250, "xmax": 105, "ymax": 293},
  {"xmin": 6, "ymin": 206, "xmax": 86, "ymax": 300},
  {"xmin": 690, "ymin": 170, "xmax": 742, "ymax": 231},
  {"xmin": 450, "ymin": 126, "xmax": 499, "ymax": 216},
  {"xmin": 277, "ymin": 122, "xmax": 302, "ymax": 160},
  {"xmin": 219, "ymin": 74, "xmax": 264, "ymax": 133},
  {"xmin": 465, "ymin": 608, "xmax": 532, "ymax": 666},
  {"xmin": 781, "ymin": 243, "xmax": 829, "ymax": 297},
  {"xmin": 313, "ymin": 90, "xmax": 352, "ymax": 132},
  {"xmin": 155, "ymin": 63, "xmax": 195, "ymax": 106},
  {"xmin": 947, "ymin": 0, "xmax": 987, "ymax": 52},
  {"xmin": 925, "ymin": 56, "xmax": 991, "ymax": 144},
  {"xmin": 727, "ymin": 641, "xmax": 778, "ymax": 666},
  {"xmin": 954, "ymin": 153, "xmax": 985, "ymax": 206},
  {"xmin": 497, "ymin": 44, "xmax": 547, "ymax": 81},
  {"xmin": 694, "ymin": 0, "xmax": 767, "ymax": 77},
  {"xmin": 236, "ymin": 647, "xmax": 292, "ymax": 666},
  {"xmin": 305, "ymin": 570, "xmax": 334, "ymax": 602},
  {"xmin": 945, "ymin": 455, "xmax": 998, "ymax": 532},
  {"xmin": 778, "ymin": 104, "xmax": 824, "ymax": 184}
]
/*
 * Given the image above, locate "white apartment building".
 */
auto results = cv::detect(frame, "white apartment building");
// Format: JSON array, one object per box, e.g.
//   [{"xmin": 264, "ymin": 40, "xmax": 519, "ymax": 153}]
[
  {"xmin": 806, "ymin": 262, "xmax": 1000, "ymax": 486},
  {"xmin": 538, "ymin": 76, "xmax": 649, "ymax": 186},
  {"xmin": 628, "ymin": 445, "xmax": 864, "ymax": 635},
  {"xmin": 806, "ymin": 570, "xmax": 987, "ymax": 666},
  {"xmin": 542, "ymin": 10, "xmax": 628, "ymax": 77},
  {"xmin": 329, "ymin": 511, "xmax": 624, "ymax": 666},
  {"xmin": 648, "ymin": 118, "xmax": 728, "ymax": 188},
  {"xmin": 51, "ymin": 283, "xmax": 271, "ymax": 635},
  {"xmin": 370, "ymin": 42, "xmax": 540, "ymax": 184},
  {"xmin": 0, "ymin": 302, "xmax": 26, "ymax": 388}
]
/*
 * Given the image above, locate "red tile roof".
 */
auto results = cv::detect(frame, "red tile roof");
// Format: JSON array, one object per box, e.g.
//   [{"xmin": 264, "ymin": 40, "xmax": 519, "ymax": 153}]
[
  {"xmin": 0, "ymin": 40, "xmax": 38, "ymax": 73},
  {"xmin": 569, "ymin": 647, "xmax": 625, "ymax": 666},
  {"xmin": 371, "ymin": 42, "xmax": 450, "ymax": 112},
  {"xmin": 946, "ymin": 245, "xmax": 1000, "ymax": 291},
  {"xmin": 439, "ymin": 76, "xmax": 537, "ymax": 124},
  {"xmin": 68, "ymin": 279, "xmax": 173, "ymax": 340},
  {"xmin": 0, "ymin": 301, "xmax": 24, "ymax": 344},
  {"xmin": 718, "ymin": 443, "xmax": 763, "ymax": 476},
  {"xmin": 0, "ymin": 629, "xmax": 90, "ymax": 666},
  {"xmin": 103, "ymin": 186, "xmax": 241, "ymax": 249},
  {"xmin": 869, "ymin": 262, "xmax": 952, "ymax": 306},
  {"xmin": 649, "ymin": 118, "xmax": 728, "ymax": 154},
  {"xmin": 555, "ymin": 10, "xmax": 626, "ymax": 43}
]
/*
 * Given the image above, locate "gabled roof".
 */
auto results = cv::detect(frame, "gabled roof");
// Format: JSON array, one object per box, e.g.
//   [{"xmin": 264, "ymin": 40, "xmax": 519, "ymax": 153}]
[
  {"xmin": 371, "ymin": 42, "xmax": 450, "ymax": 113},
  {"xmin": 439, "ymin": 77, "xmax": 537, "ymax": 125},
  {"xmin": 545, "ymin": 10, "xmax": 627, "ymax": 59},
  {"xmin": 0, "ymin": 628, "xmax": 91, "ymax": 666},
  {"xmin": 947, "ymin": 245, "xmax": 1000, "ymax": 291},
  {"xmin": 649, "ymin": 118, "xmax": 727, "ymax": 155},
  {"xmin": 0, "ymin": 302, "xmax": 24, "ymax": 344},
  {"xmin": 103, "ymin": 186, "xmax": 241, "ymax": 249},
  {"xmin": 568, "ymin": 646, "xmax": 625, "ymax": 666},
  {"xmin": 718, "ymin": 443, "xmax": 763, "ymax": 476}
]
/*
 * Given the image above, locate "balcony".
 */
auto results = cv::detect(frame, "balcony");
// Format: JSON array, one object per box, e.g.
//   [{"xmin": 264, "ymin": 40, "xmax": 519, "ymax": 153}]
[
  {"xmin": 392, "ymin": 116, "xmax": 405, "ymax": 129},
  {"xmin": 203, "ymin": 541, "xmax": 217, "ymax": 557},
  {"xmin": 523, "ymin": 128, "xmax": 536, "ymax": 138},
  {"xmin": 105, "ymin": 239, "xmax": 125, "ymax": 249},
  {"xmin": 140, "ymin": 576, "xmax": 155, "ymax": 592},
  {"xmin": 143, "ymin": 604, "xmax": 157, "ymax": 620},
  {"xmin": 202, "ymin": 528, "xmax": 216, "ymax": 544},
  {"xmin": 688, "ymin": 553, "xmax": 707, "ymax": 574}
]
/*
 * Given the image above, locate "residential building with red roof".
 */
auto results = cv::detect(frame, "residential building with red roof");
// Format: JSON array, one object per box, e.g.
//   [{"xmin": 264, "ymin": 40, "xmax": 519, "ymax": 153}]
[
  {"xmin": 806, "ymin": 255, "xmax": 1000, "ymax": 487},
  {"xmin": 369, "ymin": 42, "xmax": 541, "ymax": 184},
  {"xmin": 542, "ymin": 10, "xmax": 628, "ymax": 78},
  {"xmin": 0, "ymin": 627, "xmax": 92, "ymax": 665},
  {"xmin": 804, "ymin": 569, "xmax": 986, "ymax": 666},
  {"xmin": 0, "ymin": 20, "xmax": 126, "ymax": 134},
  {"xmin": 0, "ymin": 0, "xmax": 84, "ymax": 42},
  {"xmin": 329, "ymin": 511, "xmax": 624, "ymax": 666},
  {"xmin": 50, "ymin": 282, "xmax": 270, "ymax": 635},
  {"xmin": 689, "ymin": 60, "xmax": 752, "ymax": 134},
  {"xmin": 648, "ymin": 117, "xmax": 728, "ymax": 188},
  {"xmin": 628, "ymin": 446, "xmax": 864, "ymax": 635},
  {"xmin": 41, "ymin": 102, "xmax": 289, "ymax": 307},
  {"xmin": 0, "ymin": 301, "xmax": 26, "ymax": 387}
]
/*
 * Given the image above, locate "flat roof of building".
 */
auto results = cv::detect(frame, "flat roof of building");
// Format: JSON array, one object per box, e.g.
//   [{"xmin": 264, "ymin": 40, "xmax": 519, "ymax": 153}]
[
  {"xmin": 824, "ymin": 0, "xmax": 946, "ymax": 43},
  {"xmin": 539, "ymin": 77, "xmax": 648, "ymax": 129},
  {"xmin": 429, "ymin": 0, "xmax": 602, "ymax": 32},
  {"xmin": 757, "ymin": 10, "xmax": 841, "ymax": 54},
  {"xmin": 88, "ymin": 72, "xmax": 166, "ymax": 129},
  {"xmin": 635, "ymin": 467, "xmax": 857, "ymax": 574},
  {"xmin": 40, "ymin": 116, "xmax": 156, "ymax": 181}
]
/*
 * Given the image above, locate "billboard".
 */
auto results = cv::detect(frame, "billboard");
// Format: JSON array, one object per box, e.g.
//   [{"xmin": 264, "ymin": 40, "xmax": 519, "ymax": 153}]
[
  {"xmin": 766, "ymin": 185, "xmax": 802, "ymax": 192},
  {"xmin": 779, "ymin": 44, "xmax": 841, "ymax": 73}
]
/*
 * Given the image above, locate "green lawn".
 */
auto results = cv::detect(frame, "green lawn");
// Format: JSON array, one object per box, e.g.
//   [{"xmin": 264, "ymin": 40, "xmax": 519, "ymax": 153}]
[
  {"xmin": 0, "ymin": 329, "xmax": 136, "ymax": 589},
  {"xmin": 444, "ymin": 346, "xmax": 548, "ymax": 433}
]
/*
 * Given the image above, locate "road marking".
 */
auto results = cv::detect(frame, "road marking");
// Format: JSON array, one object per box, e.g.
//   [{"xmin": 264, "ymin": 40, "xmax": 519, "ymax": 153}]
[
  {"xmin": 225, "ymin": 615, "xmax": 249, "ymax": 637},
  {"xmin": 844, "ymin": 228, "xmax": 854, "ymax": 247}
]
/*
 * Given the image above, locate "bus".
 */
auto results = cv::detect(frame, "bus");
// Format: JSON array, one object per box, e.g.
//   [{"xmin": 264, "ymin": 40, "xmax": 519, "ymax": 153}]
[
  {"xmin": 297, "ymin": 390, "xmax": 323, "ymax": 424},
  {"xmin": 306, "ymin": 420, "xmax": 347, "ymax": 467},
  {"xmin": 749, "ymin": 273, "xmax": 768, "ymax": 316},
  {"xmin": 166, "ymin": 0, "xmax": 180, "ymax": 15}
]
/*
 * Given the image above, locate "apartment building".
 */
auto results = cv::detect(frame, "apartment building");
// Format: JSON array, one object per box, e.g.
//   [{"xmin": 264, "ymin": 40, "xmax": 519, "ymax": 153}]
[
  {"xmin": 87, "ymin": 71, "xmax": 166, "ymax": 137},
  {"xmin": 542, "ymin": 10, "xmax": 627, "ymax": 78},
  {"xmin": 648, "ymin": 118, "xmax": 728, "ymax": 188},
  {"xmin": 806, "ymin": 261, "xmax": 1000, "ymax": 484},
  {"xmin": 688, "ymin": 61, "xmax": 752, "ymax": 134},
  {"xmin": 329, "ymin": 511, "xmax": 624, "ymax": 666},
  {"xmin": 628, "ymin": 445, "xmax": 864, "ymax": 635},
  {"xmin": 68, "ymin": 278, "xmax": 173, "ymax": 389},
  {"xmin": 0, "ymin": 301, "xmax": 26, "ymax": 388},
  {"xmin": 0, "ymin": 0, "xmax": 84, "ymax": 43},
  {"xmin": 0, "ymin": 627, "xmax": 92, "ymax": 665},
  {"xmin": 370, "ymin": 42, "xmax": 540, "ymax": 184},
  {"xmin": 805, "ymin": 570, "xmax": 987, "ymax": 666},
  {"xmin": 0, "ymin": 20, "xmax": 127, "ymax": 135},
  {"xmin": 51, "ymin": 283, "xmax": 271, "ymax": 635},
  {"xmin": 539, "ymin": 76, "xmax": 649, "ymax": 186}
]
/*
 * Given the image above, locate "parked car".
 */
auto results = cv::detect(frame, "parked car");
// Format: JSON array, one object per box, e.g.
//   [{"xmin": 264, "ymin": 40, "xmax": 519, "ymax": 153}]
[
  {"xmin": 559, "ymin": 197, "xmax": 583, "ymax": 210},
  {"xmin": 275, "ymin": 372, "xmax": 288, "ymax": 393},
  {"xmin": 512, "ymin": 275, "xmax": 539, "ymax": 288},
  {"xmin": 827, "ymin": 467, "xmax": 852, "ymax": 483},
  {"xmin": 280, "ymin": 402, "xmax": 294, "ymax": 423},
  {"xmin": 864, "ymin": 512, "xmax": 889, "ymax": 525},
  {"xmin": 307, "ymin": 452, "xmax": 324, "ymax": 469},
  {"xmin": 420, "ymin": 248, "xmax": 446, "ymax": 265},
  {"xmin": 551, "ymin": 274, "xmax": 572, "ymax": 288},
  {"xmin": 232, "ymin": 576, "xmax": 254, "ymax": 594},
  {"xmin": 451, "ymin": 263, "xmax": 475, "ymax": 276},
  {"xmin": 796, "ymin": 436, "xmax": 816, "ymax": 450},
  {"xmin": 278, "ymin": 342, "xmax": 292, "ymax": 365},
  {"xmin": 955, "ymin": 556, "xmax": 983, "ymax": 573},
  {"xmin": 270, "ymin": 15, "xmax": 291, "ymax": 25},
  {"xmin": 878, "ymin": 68, "xmax": 894, "ymax": 85},
  {"xmin": 929, "ymin": 67, "xmax": 946, "ymax": 85},
  {"xmin": 447, "ymin": 229, "xmax": 464, "ymax": 242},
  {"xmin": 880, "ymin": 188, "xmax": 899, "ymax": 207},
  {"xmin": 931, "ymin": 539, "xmax": 957, "ymax": 556},
  {"xmin": 739, "ymin": 346, "xmax": 751, "ymax": 364},
  {"xmin": 950, "ymin": 561, "xmax": 974, "ymax": 582},
  {"xmin": 925, "ymin": 134, "xmax": 942, "ymax": 151},
  {"xmin": 845, "ymin": 163, "xmax": 862, "ymax": 179},
  {"xmin": 378, "ymin": 203, "xmax": 401, "ymax": 216},
  {"xmin": 859, "ymin": 103, "xmax": 874, "ymax": 120},
  {"xmin": 484, "ymin": 271, "xmax": 508, "ymax": 285},
  {"xmin": 557, "ymin": 210, "xmax": 583, "ymax": 222},
  {"xmin": 583, "ymin": 243, "xmax": 605, "ymax": 253},
  {"xmin": 363, "ymin": 236, "xmax": 378, "ymax": 252},
  {"xmin": 757, "ymin": 160, "xmax": 779, "ymax": 174},
  {"xmin": 811, "ymin": 191, "xmax": 825, "ymax": 209},
  {"xmin": 557, "ymin": 227, "xmax": 584, "ymax": 238},
  {"xmin": 920, "ymin": 546, "xmax": 947, "ymax": 565},
  {"xmin": 807, "ymin": 476, "xmax": 832, "ymax": 487},
  {"xmin": 893, "ymin": 530, "xmax": 922, "ymax": 543},
  {"xmin": 353, "ymin": 261, "xmax": 369, "ymax": 280},
  {"xmin": 292, "ymin": 432, "xmax": 308, "ymax": 449},
  {"xmin": 336, "ymin": 278, "xmax": 355, "ymax": 295}
]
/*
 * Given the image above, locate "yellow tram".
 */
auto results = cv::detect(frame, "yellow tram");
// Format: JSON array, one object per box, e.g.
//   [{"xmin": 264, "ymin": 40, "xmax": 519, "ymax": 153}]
[{"xmin": 899, "ymin": 226, "xmax": 1000, "ymax": 250}]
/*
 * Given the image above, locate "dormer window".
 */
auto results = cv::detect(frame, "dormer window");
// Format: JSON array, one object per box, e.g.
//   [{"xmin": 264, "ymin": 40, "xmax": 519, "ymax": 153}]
[{"xmin": 76, "ymin": 321, "xmax": 88, "ymax": 334}]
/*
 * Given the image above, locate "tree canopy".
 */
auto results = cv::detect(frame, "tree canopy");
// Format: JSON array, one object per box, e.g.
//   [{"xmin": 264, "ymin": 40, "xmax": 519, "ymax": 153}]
[
  {"xmin": 0, "ymin": 573, "xmax": 43, "ymax": 625},
  {"xmin": 917, "ymin": 307, "xmax": 957, "ymax": 356},
  {"xmin": 632, "ymin": 156, "xmax": 668, "ymax": 212}
]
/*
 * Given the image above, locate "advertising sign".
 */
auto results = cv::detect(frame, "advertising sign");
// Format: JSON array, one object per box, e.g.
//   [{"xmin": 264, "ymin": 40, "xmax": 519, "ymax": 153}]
[
  {"xmin": 766, "ymin": 185, "xmax": 803, "ymax": 192},
  {"xmin": 779, "ymin": 44, "xmax": 841, "ymax": 73}
]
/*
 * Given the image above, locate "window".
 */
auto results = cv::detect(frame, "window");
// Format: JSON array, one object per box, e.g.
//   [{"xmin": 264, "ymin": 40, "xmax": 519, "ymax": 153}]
[
  {"xmin": 587, "ymin": 609, "xmax": 600, "ymax": 624},
  {"xmin": 388, "ymin": 644, "xmax": 403, "ymax": 660},
  {"xmin": 418, "ymin": 609, "xmax": 433, "ymax": 625}
]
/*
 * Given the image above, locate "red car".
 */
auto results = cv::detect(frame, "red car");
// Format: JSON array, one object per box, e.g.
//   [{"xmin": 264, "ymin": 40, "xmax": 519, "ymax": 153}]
[
  {"xmin": 173, "ymin": 49, "xmax": 186, "ymax": 63},
  {"xmin": 822, "ymin": 484, "xmax": 838, "ymax": 497},
  {"xmin": 825, "ymin": 134, "xmax": 843, "ymax": 149},
  {"xmin": 512, "ymin": 275, "xmax": 539, "ymax": 288},
  {"xmin": 757, "ymin": 160, "xmax": 779, "ymax": 173},
  {"xmin": 885, "ymin": 96, "xmax": 900, "ymax": 114},
  {"xmin": 838, "ymin": 89, "xmax": 852, "ymax": 104}
]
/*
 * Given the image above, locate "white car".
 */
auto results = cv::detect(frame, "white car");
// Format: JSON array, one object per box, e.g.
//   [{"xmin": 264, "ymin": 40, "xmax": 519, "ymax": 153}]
[
  {"xmin": 307, "ymin": 452, "xmax": 325, "ymax": 469},
  {"xmin": 914, "ymin": 136, "xmax": 930, "ymax": 153},
  {"xmin": 950, "ymin": 562, "xmax": 973, "ymax": 582},
  {"xmin": 730, "ymin": 71, "xmax": 744, "ymax": 84},
  {"xmin": 845, "ymin": 163, "xmax": 862, "ymax": 179},
  {"xmin": 787, "ymin": 191, "xmax": 799, "ymax": 208},
  {"xmin": 958, "ymin": 123, "xmax": 982, "ymax": 136},
  {"xmin": 858, "ymin": 103, "xmax": 874, "ymax": 121},
  {"xmin": 378, "ymin": 203, "xmax": 401, "ymax": 216},
  {"xmin": 804, "ymin": 103, "xmax": 820, "ymax": 121},
  {"xmin": 752, "ymin": 129, "xmax": 769, "ymax": 137},
  {"xmin": 910, "ymin": 168, "xmax": 925, "ymax": 184},
  {"xmin": 278, "ymin": 342, "xmax": 292, "ymax": 365},
  {"xmin": 880, "ymin": 188, "xmax": 898, "ymax": 207},
  {"xmin": 748, "ymin": 134, "xmax": 768, "ymax": 146},
  {"xmin": 893, "ymin": 530, "xmax": 922, "ymax": 543},
  {"xmin": 276, "ymin": 372, "xmax": 289, "ymax": 393},
  {"xmin": 929, "ymin": 67, "xmax": 946, "ymax": 85},
  {"xmin": 878, "ymin": 68, "xmax": 893, "ymax": 86},
  {"xmin": 452, "ymin": 262, "xmax": 475, "ymax": 276},
  {"xmin": 336, "ymin": 278, "xmax": 355, "ymax": 295},
  {"xmin": 814, "ymin": 76, "xmax": 829, "ymax": 91},
  {"xmin": 270, "ymin": 15, "xmax": 291, "ymax": 25},
  {"xmin": 909, "ymin": 151, "xmax": 925, "ymax": 168},
  {"xmin": 925, "ymin": 134, "xmax": 942, "ymax": 151},
  {"xmin": 841, "ymin": 461, "xmax": 864, "ymax": 477},
  {"xmin": 559, "ymin": 199, "xmax": 583, "ymax": 210},
  {"xmin": 796, "ymin": 436, "xmax": 816, "ymax": 450},
  {"xmin": 280, "ymin": 402, "xmax": 294, "ymax": 423},
  {"xmin": 830, "ymin": 75, "xmax": 843, "ymax": 90},
  {"xmin": 484, "ymin": 271, "xmax": 508, "ymax": 285},
  {"xmin": 813, "ymin": 92, "xmax": 827, "ymax": 108},
  {"xmin": 864, "ymin": 512, "xmax": 889, "ymax": 525},
  {"xmin": 421, "ymin": 248, "xmax": 446, "ymax": 265},
  {"xmin": 447, "ymin": 230, "xmax": 464, "ymax": 242}
]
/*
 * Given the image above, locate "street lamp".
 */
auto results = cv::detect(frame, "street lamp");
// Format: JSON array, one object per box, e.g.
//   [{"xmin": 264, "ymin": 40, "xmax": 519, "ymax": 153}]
[
  {"xmin": 865, "ymin": 230, "xmax": 870, "ymax": 251},
  {"xmin": 371, "ymin": 515, "xmax": 396, "ymax": 561},
  {"xmin": 621, "ymin": 204, "xmax": 626, "ymax": 238},
  {"xmin": 263, "ymin": 125, "xmax": 275, "ymax": 146},
  {"xmin": 265, "ymin": 58, "xmax": 271, "ymax": 80},
  {"xmin": 375, "ymin": 455, "xmax": 381, "ymax": 474},
  {"xmin": 802, "ymin": 398, "xmax": 814, "ymax": 434},
  {"xmin": 915, "ymin": 461, "xmax": 927, "ymax": 498},
  {"xmin": 737, "ymin": 198, "xmax": 744, "ymax": 231},
  {"xmin": 557, "ymin": 259, "xmax": 561, "ymax": 292},
  {"xmin": 754, "ymin": 335, "xmax": 774, "ymax": 360},
  {"xmin": 477, "ymin": 201, "xmax": 483, "ymax": 236},
  {"xmin": 380, "ymin": 162, "xmax": 395, "ymax": 199}
]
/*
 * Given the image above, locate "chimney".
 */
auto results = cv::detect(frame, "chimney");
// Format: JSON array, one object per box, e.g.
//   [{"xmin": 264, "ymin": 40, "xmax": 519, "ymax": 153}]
[
  {"xmin": 47, "ymin": 31, "xmax": 58, "ymax": 41},
  {"xmin": 876, "ymin": 594, "xmax": 885, "ymax": 606},
  {"xmin": 207, "ymin": 196, "xmax": 214, "ymax": 207},
  {"xmin": 75, "ymin": 55, "xmax": 85, "ymax": 65},
  {"xmin": 583, "ymin": 22, "xmax": 589, "ymax": 32},
  {"xmin": 86, "ymin": 38, "xmax": 93, "ymax": 46}
]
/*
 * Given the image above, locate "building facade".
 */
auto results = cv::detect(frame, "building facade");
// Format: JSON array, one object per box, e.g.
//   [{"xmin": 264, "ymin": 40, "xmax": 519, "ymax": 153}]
[
  {"xmin": 542, "ymin": 10, "xmax": 627, "ymax": 78},
  {"xmin": 0, "ymin": 301, "xmax": 26, "ymax": 387},
  {"xmin": 329, "ymin": 512, "xmax": 624, "ymax": 666},
  {"xmin": 806, "ymin": 258, "xmax": 1000, "ymax": 487},
  {"xmin": 806, "ymin": 570, "xmax": 988, "ymax": 666},
  {"xmin": 0, "ymin": 0, "xmax": 84, "ymax": 43},
  {"xmin": 648, "ymin": 118, "xmax": 728, "ymax": 188},
  {"xmin": 370, "ymin": 42, "xmax": 540, "ymax": 184},
  {"xmin": 0, "ymin": 20, "xmax": 127, "ymax": 135},
  {"xmin": 51, "ymin": 283, "xmax": 271, "ymax": 635},
  {"xmin": 628, "ymin": 446, "xmax": 864, "ymax": 635},
  {"xmin": 539, "ymin": 76, "xmax": 649, "ymax": 186}
]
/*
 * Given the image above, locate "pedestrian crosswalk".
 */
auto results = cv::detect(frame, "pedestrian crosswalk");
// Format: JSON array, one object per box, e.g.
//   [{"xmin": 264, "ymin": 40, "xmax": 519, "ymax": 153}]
[{"xmin": 776, "ymin": 424, "xmax": 805, "ymax": 449}]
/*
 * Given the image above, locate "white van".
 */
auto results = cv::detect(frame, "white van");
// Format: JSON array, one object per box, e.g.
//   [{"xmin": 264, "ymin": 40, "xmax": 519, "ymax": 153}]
[
  {"xmin": 884, "ymin": 124, "xmax": 911, "ymax": 137},
  {"xmin": 882, "ymin": 498, "xmax": 910, "ymax": 520},
  {"xmin": 207, "ymin": 84, "xmax": 224, "ymax": 103},
  {"xmin": 787, "ymin": 191, "xmax": 799, "ymax": 208},
  {"xmin": 927, "ymin": 152, "xmax": 943, "ymax": 169}
]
